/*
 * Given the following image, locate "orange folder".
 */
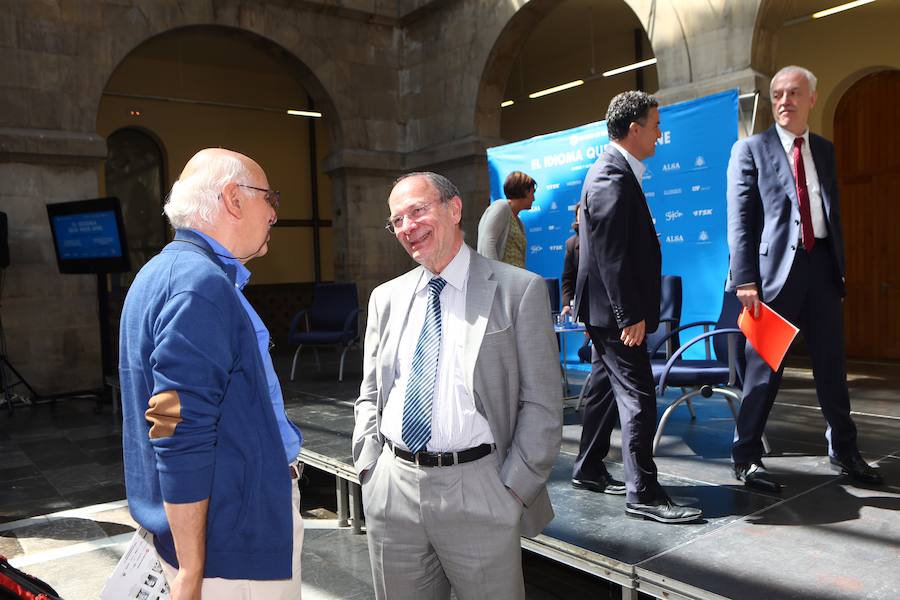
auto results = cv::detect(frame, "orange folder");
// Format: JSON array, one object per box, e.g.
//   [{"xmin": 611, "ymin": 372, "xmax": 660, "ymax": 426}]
[{"xmin": 737, "ymin": 302, "xmax": 799, "ymax": 371}]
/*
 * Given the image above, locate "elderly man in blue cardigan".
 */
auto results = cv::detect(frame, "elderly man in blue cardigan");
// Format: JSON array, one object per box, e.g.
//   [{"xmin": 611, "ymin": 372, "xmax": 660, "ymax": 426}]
[{"xmin": 119, "ymin": 148, "xmax": 304, "ymax": 600}]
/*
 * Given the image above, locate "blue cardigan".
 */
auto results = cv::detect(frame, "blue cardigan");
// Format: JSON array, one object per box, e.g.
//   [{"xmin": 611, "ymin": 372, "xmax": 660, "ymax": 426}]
[{"xmin": 119, "ymin": 229, "xmax": 299, "ymax": 579}]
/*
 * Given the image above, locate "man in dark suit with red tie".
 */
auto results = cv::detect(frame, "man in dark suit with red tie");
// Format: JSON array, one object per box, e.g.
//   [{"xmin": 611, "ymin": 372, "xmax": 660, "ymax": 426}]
[
  {"xmin": 727, "ymin": 65, "xmax": 883, "ymax": 491},
  {"xmin": 574, "ymin": 91, "xmax": 702, "ymax": 523}
]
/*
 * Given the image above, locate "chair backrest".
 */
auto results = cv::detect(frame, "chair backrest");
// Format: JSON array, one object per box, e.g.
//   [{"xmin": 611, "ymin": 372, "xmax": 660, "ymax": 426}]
[
  {"xmin": 309, "ymin": 282, "xmax": 359, "ymax": 331},
  {"xmin": 544, "ymin": 277, "xmax": 561, "ymax": 315},
  {"xmin": 712, "ymin": 290, "xmax": 747, "ymax": 371},
  {"xmin": 646, "ymin": 275, "xmax": 682, "ymax": 358}
]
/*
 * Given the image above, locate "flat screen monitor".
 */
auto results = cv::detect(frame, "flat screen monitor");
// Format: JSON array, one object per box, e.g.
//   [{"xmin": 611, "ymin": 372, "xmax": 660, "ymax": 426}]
[{"xmin": 46, "ymin": 197, "xmax": 131, "ymax": 274}]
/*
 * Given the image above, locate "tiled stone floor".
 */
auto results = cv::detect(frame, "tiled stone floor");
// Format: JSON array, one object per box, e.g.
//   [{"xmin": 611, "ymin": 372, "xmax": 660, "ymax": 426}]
[{"xmin": 2, "ymin": 349, "xmax": 898, "ymax": 599}]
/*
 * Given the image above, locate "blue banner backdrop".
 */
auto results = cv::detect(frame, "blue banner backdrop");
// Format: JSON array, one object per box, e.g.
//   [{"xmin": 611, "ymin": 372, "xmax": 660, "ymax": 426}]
[{"xmin": 486, "ymin": 89, "xmax": 738, "ymax": 362}]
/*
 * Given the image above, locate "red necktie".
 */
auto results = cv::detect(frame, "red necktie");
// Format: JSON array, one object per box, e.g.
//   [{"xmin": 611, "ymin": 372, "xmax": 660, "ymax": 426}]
[{"xmin": 792, "ymin": 137, "xmax": 815, "ymax": 252}]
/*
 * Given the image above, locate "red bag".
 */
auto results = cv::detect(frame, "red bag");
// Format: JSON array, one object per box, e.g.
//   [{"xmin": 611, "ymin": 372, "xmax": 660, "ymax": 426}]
[{"xmin": 0, "ymin": 555, "xmax": 63, "ymax": 600}]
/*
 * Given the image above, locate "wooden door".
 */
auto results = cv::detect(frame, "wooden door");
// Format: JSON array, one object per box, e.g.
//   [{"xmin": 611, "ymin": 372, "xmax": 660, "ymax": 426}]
[{"xmin": 834, "ymin": 70, "xmax": 900, "ymax": 359}]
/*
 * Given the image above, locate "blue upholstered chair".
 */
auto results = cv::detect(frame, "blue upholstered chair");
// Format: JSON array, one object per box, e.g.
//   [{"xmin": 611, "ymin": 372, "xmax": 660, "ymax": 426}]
[
  {"xmin": 646, "ymin": 275, "xmax": 683, "ymax": 359},
  {"xmin": 288, "ymin": 283, "xmax": 361, "ymax": 383},
  {"xmin": 649, "ymin": 291, "xmax": 771, "ymax": 455}
]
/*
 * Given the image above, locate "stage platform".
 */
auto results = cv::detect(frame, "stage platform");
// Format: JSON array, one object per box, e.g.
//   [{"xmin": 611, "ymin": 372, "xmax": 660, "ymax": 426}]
[{"xmin": 282, "ymin": 355, "xmax": 900, "ymax": 600}]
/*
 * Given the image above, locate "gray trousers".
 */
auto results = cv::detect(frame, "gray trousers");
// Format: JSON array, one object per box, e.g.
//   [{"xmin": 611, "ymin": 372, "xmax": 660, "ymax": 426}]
[{"xmin": 362, "ymin": 445, "xmax": 525, "ymax": 600}]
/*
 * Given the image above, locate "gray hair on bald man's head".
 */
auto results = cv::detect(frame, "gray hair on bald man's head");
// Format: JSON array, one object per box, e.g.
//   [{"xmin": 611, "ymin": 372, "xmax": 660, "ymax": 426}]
[
  {"xmin": 772, "ymin": 65, "xmax": 818, "ymax": 93},
  {"xmin": 393, "ymin": 171, "xmax": 461, "ymax": 204},
  {"xmin": 164, "ymin": 153, "xmax": 250, "ymax": 229}
]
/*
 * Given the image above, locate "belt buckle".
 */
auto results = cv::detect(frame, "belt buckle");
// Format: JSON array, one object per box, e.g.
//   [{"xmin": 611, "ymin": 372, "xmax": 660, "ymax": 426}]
[
  {"xmin": 414, "ymin": 452, "xmax": 421, "ymax": 466},
  {"xmin": 437, "ymin": 453, "xmax": 444, "ymax": 467}
]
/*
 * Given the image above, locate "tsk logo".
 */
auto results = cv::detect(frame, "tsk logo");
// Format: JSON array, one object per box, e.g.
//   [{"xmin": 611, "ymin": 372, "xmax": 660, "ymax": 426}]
[
  {"xmin": 549, "ymin": 244, "xmax": 564, "ymax": 251},
  {"xmin": 662, "ymin": 162, "xmax": 681, "ymax": 172},
  {"xmin": 665, "ymin": 210, "xmax": 683, "ymax": 222},
  {"xmin": 530, "ymin": 245, "xmax": 543, "ymax": 254},
  {"xmin": 665, "ymin": 235, "xmax": 684, "ymax": 243},
  {"xmin": 694, "ymin": 155, "xmax": 706, "ymax": 168},
  {"xmin": 698, "ymin": 230, "xmax": 710, "ymax": 242},
  {"xmin": 692, "ymin": 208, "xmax": 713, "ymax": 217}
]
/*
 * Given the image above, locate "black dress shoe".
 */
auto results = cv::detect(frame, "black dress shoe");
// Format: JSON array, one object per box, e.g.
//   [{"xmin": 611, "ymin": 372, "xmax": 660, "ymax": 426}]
[
  {"xmin": 625, "ymin": 496, "xmax": 703, "ymax": 524},
  {"xmin": 572, "ymin": 474, "xmax": 627, "ymax": 495},
  {"xmin": 734, "ymin": 461, "xmax": 783, "ymax": 493},
  {"xmin": 830, "ymin": 453, "xmax": 884, "ymax": 485}
]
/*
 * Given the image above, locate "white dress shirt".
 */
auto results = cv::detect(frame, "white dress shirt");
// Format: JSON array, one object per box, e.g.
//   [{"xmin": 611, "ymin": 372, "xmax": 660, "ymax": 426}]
[
  {"xmin": 609, "ymin": 141, "xmax": 647, "ymax": 190},
  {"xmin": 380, "ymin": 244, "xmax": 495, "ymax": 452},
  {"xmin": 775, "ymin": 124, "xmax": 828, "ymax": 238}
]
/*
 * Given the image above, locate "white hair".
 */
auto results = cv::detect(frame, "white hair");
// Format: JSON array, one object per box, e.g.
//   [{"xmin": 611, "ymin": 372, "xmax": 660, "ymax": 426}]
[
  {"xmin": 163, "ymin": 153, "xmax": 250, "ymax": 229},
  {"xmin": 771, "ymin": 65, "xmax": 818, "ymax": 93}
]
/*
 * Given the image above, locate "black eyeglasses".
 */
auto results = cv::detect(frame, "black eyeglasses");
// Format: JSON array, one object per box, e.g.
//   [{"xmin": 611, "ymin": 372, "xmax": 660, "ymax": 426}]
[{"xmin": 238, "ymin": 184, "xmax": 280, "ymax": 211}]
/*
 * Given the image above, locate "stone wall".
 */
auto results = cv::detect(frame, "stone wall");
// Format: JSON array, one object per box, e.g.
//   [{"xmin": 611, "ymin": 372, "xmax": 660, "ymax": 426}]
[{"xmin": 1, "ymin": 0, "xmax": 772, "ymax": 393}]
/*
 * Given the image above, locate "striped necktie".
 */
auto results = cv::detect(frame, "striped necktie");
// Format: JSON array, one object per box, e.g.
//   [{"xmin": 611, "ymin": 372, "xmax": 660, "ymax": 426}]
[{"xmin": 401, "ymin": 276, "xmax": 447, "ymax": 454}]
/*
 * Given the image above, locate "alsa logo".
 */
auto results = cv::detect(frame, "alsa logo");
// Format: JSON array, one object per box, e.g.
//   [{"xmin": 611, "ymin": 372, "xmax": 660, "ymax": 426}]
[
  {"xmin": 662, "ymin": 162, "xmax": 681, "ymax": 172},
  {"xmin": 665, "ymin": 235, "xmax": 684, "ymax": 243},
  {"xmin": 692, "ymin": 208, "xmax": 713, "ymax": 217},
  {"xmin": 665, "ymin": 210, "xmax": 683, "ymax": 222}
]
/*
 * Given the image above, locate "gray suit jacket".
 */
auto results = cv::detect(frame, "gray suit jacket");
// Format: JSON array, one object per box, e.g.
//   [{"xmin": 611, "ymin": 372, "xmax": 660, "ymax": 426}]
[
  {"xmin": 726, "ymin": 126, "xmax": 846, "ymax": 301},
  {"xmin": 352, "ymin": 247, "xmax": 562, "ymax": 537}
]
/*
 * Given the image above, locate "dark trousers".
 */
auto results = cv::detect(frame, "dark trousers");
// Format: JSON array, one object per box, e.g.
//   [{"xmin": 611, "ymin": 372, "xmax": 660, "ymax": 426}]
[
  {"xmin": 732, "ymin": 242, "xmax": 858, "ymax": 464},
  {"xmin": 572, "ymin": 347, "xmax": 618, "ymax": 481},
  {"xmin": 579, "ymin": 325, "xmax": 665, "ymax": 503}
]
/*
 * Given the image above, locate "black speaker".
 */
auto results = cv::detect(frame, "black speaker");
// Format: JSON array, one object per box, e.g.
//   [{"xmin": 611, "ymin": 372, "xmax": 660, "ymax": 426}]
[{"xmin": 0, "ymin": 212, "xmax": 8, "ymax": 268}]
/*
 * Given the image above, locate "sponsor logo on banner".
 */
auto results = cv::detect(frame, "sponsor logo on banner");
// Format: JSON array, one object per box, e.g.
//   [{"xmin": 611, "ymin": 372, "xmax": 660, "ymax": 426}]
[
  {"xmin": 529, "ymin": 226, "xmax": 543, "ymax": 233},
  {"xmin": 549, "ymin": 244, "xmax": 564, "ymax": 251},
  {"xmin": 692, "ymin": 208, "xmax": 713, "ymax": 217},
  {"xmin": 646, "ymin": 191, "xmax": 656, "ymax": 198},
  {"xmin": 652, "ymin": 217, "xmax": 657, "ymax": 225},
  {"xmin": 690, "ymin": 184, "xmax": 711, "ymax": 193},
  {"xmin": 547, "ymin": 224, "xmax": 557, "ymax": 231},
  {"xmin": 530, "ymin": 245, "xmax": 543, "ymax": 254},
  {"xmin": 550, "ymin": 201, "xmax": 558, "ymax": 211},
  {"xmin": 566, "ymin": 180, "xmax": 582, "ymax": 187},
  {"xmin": 662, "ymin": 162, "xmax": 680, "ymax": 172},
  {"xmin": 698, "ymin": 230, "xmax": 710, "ymax": 243},
  {"xmin": 665, "ymin": 235, "xmax": 684, "ymax": 244},
  {"xmin": 665, "ymin": 210, "xmax": 683, "ymax": 222},
  {"xmin": 546, "ymin": 183, "xmax": 560, "ymax": 190},
  {"xmin": 694, "ymin": 155, "xmax": 706, "ymax": 168},
  {"xmin": 663, "ymin": 188, "xmax": 683, "ymax": 196}
]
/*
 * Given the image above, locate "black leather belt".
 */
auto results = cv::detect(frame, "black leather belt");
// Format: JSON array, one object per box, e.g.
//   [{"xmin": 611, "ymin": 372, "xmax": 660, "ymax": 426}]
[{"xmin": 387, "ymin": 441, "xmax": 494, "ymax": 467}]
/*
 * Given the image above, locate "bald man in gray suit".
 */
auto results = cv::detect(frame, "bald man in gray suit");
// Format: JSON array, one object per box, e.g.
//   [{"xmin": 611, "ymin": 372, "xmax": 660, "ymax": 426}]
[{"xmin": 353, "ymin": 172, "xmax": 562, "ymax": 600}]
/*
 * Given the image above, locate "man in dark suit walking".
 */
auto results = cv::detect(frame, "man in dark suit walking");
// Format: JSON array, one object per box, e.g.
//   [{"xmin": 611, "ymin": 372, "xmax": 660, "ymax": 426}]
[
  {"xmin": 574, "ymin": 91, "xmax": 702, "ymax": 523},
  {"xmin": 727, "ymin": 65, "xmax": 883, "ymax": 491}
]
